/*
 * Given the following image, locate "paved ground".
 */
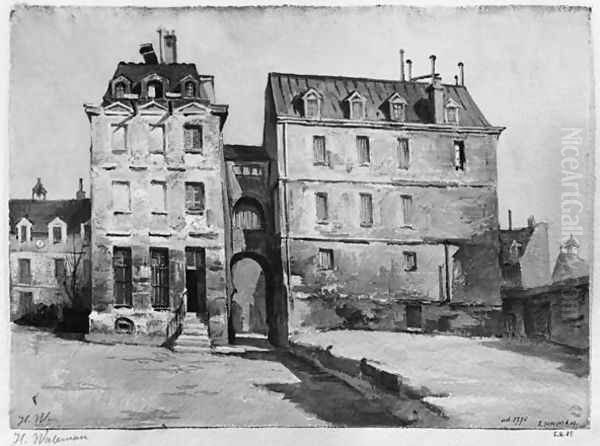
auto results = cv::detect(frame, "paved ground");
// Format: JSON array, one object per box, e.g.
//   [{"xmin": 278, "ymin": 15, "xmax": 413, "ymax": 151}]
[
  {"xmin": 292, "ymin": 330, "xmax": 590, "ymax": 429},
  {"xmin": 9, "ymin": 324, "xmax": 405, "ymax": 428}
]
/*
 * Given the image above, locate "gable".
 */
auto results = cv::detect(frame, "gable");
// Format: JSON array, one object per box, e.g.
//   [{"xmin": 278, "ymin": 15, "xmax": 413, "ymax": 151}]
[
  {"xmin": 175, "ymin": 102, "xmax": 210, "ymax": 116},
  {"xmin": 104, "ymin": 101, "xmax": 134, "ymax": 115},
  {"xmin": 138, "ymin": 101, "xmax": 168, "ymax": 115}
]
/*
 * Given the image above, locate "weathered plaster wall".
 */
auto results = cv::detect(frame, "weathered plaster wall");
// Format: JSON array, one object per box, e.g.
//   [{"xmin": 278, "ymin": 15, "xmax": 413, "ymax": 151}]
[
  {"xmin": 89, "ymin": 107, "xmax": 228, "ymax": 343},
  {"xmin": 9, "ymin": 233, "xmax": 91, "ymax": 320}
]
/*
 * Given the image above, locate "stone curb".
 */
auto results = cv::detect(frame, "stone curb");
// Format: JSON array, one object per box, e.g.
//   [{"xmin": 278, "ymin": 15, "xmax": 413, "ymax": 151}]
[{"xmin": 289, "ymin": 340, "xmax": 449, "ymax": 427}]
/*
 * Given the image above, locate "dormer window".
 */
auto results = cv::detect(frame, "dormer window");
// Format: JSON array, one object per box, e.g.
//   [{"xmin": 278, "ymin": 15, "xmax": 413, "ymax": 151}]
[
  {"xmin": 48, "ymin": 217, "xmax": 67, "ymax": 245},
  {"xmin": 115, "ymin": 82, "xmax": 126, "ymax": 99},
  {"xmin": 445, "ymin": 98, "xmax": 461, "ymax": 124},
  {"xmin": 387, "ymin": 93, "xmax": 408, "ymax": 122},
  {"xmin": 16, "ymin": 218, "xmax": 32, "ymax": 243},
  {"xmin": 302, "ymin": 88, "xmax": 322, "ymax": 119},
  {"xmin": 345, "ymin": 91, "xmax": 366, "ymax": 120},
  {"xmin": 147, "ymin": 81, "xmax": 163, "ymax": 99},
  {"xmin": 184, "ymin": 81, "xmax": 196, "ymax": 98},
  {"xmin": 142, "ymin": 74, "xmax": 167, "ymax": 99}
]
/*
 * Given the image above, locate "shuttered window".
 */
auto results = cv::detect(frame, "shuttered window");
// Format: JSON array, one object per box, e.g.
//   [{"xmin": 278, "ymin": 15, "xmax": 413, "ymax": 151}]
[
  {"xmin": 184, "ymin": 126, "xmax": 202, "ymax": 152},
  {"xmin": 151, "ymin": 248, "xmax": 169, "ymax": 309},
  {"xmin": 18, "ymin": 259, "xmax": 31, "ymax": 284},
  {"xmin": 316, "ymin": 193, "xmax": 328, "ymax": 222},
  {"xmin": 318, "ymin": 249, "xmax": 334, "ymax": 270},
  {"xmin": 397, "ymin": 138, "xmax": 410, "ymax": 169},
  {"xmin": 357, "ymin": 136, "xmax": 370, "ymax": 164},
  {"xmin": 313, "ymin": 136, "xmax": 326, "ymax": 164},
  {"xmin": 401, "ymin": 195, "xmax": 413, "ymax": 226},
  {"xmin": 113, "ymin": 247, "xmax": 132, "ymax": 306},
  {"xmin": 359, "ymin": 193, "xmax": 373, "ymax": 226},
  {"xmin": 185, "ymin": 182, "xmax": 205, "ymax": 212}
]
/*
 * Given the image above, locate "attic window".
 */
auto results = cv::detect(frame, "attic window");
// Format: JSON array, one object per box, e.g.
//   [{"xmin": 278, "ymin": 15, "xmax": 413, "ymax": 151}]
[
  {"xmin": 184, "ymin": 81, "xmax": 196, "ymax": 98},
  {"xmin": 115, "ymin": 82, "xmax": 126, "ymax": 99},
  {"xmin": 391, "ymin": 102, "xmax": 406, "ymax": 121},
  {"xmin": 17, "ymin": 219, "xmax": 31, "ymax": 243},
  {"xmin": 347, "ymin": 92, "xmax": 366, "ymax": 120},
  {"xmin": 445, "ymin": 99, "xmax": 460, "ymax": 124},
  {"xmin": 147, "ymin": 80, "xmax": 163, "ymax": 99},
  {"xmin": 303, "ymin": 90, "xmax": 321, "ymax": 119}
]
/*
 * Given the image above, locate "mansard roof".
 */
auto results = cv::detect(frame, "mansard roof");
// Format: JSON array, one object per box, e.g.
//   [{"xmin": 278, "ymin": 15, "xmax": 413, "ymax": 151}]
[
  {"xmin": 267, "ymin": 72, "xmax": 492, "ymax": 127},
  {"xmin": 9, "ymin": 199, "xmax": 91, "ymax": 234},
  {"xmin": 102, "ymin": 62, "xmax": 215, "ymax": 105}
]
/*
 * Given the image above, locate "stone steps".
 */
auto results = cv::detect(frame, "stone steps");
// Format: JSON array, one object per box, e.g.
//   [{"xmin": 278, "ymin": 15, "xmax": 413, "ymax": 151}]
[{"xmin": 173, "ymin": 314, "xmax": 211, "ymax": 353}]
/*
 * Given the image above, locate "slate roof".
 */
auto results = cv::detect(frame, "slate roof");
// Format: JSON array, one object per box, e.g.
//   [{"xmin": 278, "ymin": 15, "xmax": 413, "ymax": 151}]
[
  {"xmin": 552, "ymin": 252, "xmax": 589, "ymax": 282},
  {"xmin": 224, "ymin": 144, "xmax": 270, "ymax": 162},
  {"xmin": 9, "ymin": 199, "xmax": 91, "ymax": 234},
  {"xmin": 102, "ymin": 62, "xmax": 215, "ymax": 105},
  {"xmin": 268, "ymin": 72, "xmax": 493, "ymax": 127}
]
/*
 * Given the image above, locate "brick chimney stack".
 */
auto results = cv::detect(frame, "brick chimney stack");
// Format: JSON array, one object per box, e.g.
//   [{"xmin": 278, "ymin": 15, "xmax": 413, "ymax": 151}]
[
  {"xmin": 427, "ymin": 55, "xmax": 445, "ymax": 124},
  {"xmin": 76, "ymin": 178, "xmax": 86, "ymax": 200},
  {"xmin": 163, "ymin": 30, "xmax": 177, "ymax": 63}
]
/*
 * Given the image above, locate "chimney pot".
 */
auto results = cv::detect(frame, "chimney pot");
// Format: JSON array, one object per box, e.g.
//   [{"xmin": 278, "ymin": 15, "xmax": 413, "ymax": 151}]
[
  {"xmin": 139, "ymin": 43, "xmax": 158, "ymax": 64},
  {"xmin": 429, "ymin": 54, "xmax": 436, "ymax": 81},
  {"xmin": 508, "ymin": 209, "xmax": 513, "ymax": 230},
  {"xmin": 163, "ymin": 31, "xmax": 177, "ymax": 64},
  {"xmin": 458, "ymin": 62, "xmax": 464, "ymax": 86},
  {"xmin": 406, "ymin": 59, "xmax": 412, "ymax": 81},
  {"xmin": 76, "ymin": 178, "xmax": 86, "ymax": 200},
  {"xmin": 400, "ymin": 49, "xmax": 405, "ymax": 82}
]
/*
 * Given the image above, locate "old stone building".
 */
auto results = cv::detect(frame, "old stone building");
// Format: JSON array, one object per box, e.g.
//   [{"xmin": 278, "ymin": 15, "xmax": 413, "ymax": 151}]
[
  {"xmin": 84, "ymin": 35, "xmax": 229, "ymax": 345},
  {"xmin": 9, "ymin": 179, "xmax": 91, "ymax": 323},
  {"xmin": 262, "ymin": 54, "xmax": 505, "ymax": 336}
]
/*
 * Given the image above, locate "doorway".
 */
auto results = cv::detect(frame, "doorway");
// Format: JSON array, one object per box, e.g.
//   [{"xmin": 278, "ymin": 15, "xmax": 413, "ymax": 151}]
[
  {"xmin": 231, "ymin": 257, "xmax": 268, "ymax": 335},
  {"xmin": 185, "ymin": 247, "xmax": 207, "ymax": 314}
]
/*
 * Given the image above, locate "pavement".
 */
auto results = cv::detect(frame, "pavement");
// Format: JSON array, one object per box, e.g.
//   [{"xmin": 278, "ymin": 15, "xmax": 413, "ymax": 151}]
[
  {"xmin": 9, "ymin": 324, "xmax": 405, "ymax": 428},
  {"xmin": 291, "ymin": 330, "xmax": 590, "ymax": 429}
]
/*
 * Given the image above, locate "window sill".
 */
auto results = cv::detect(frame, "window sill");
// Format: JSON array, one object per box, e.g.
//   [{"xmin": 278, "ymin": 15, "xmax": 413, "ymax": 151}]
[
  {"xmin": 400, "ymin": 225, "xmax": 414, "ymax": 230},
  {"xmin": 316, "ymin": 220, "xmax": 329, "ymax": 225},
  {"xmin": 114, "ymin": 211, "xmax": 132, "ymax": 215},
  {"xmin": 152, "ymin": 306, "xmax": 171, "ymax": 312},
  {"xmin": 149, "ymin": 151, "xmax": 165, "ymax": 155},
  {"xmin": 114, "ymin": 304, "xmax": 133, "ymax": 310},
  {"xmin": 397, "ymin": 167, "xmax": 409, "ymax": 171},
  {"xmin": 112, "ymin": 149, "xmax": 128, "ymax": 154},
  {"xmin": 313, "ymin": 162, "xmax": 328, "ymax": 167},
  {"xmin": 404, "ymin": 268, "xmax": 417, "ymax": 273},
  {"xmin": 184, "ymin": 150, "xmax": 204, "ymax": 154},
  {"xmin": 151, "ymin": 211, "xmax": 168, "ymax": 216},
  {"xmin": 358, "ymin": 163, "xmax": 371, "ymax": 167},
  {"xmin": 186, "ymin": 209, "xmax": 205, "ymax": 215}
]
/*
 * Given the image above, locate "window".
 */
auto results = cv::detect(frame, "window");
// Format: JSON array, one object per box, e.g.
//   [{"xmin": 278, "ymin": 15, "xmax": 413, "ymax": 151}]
[
  {"xmin": 184, "ymin": 81, "xmax": 196, "ymax": 98},
  {"xmin": 304, "ymin": 92, "xmax": 320, "ymax": 118},
  {"xmin": 147, "ymin": 80, "xmax": 163, "ymax": 98},
  {"xmin": 233, "ymin": 199, "xmax": 264, "ymax": 230},
  {"xmin": 316, "ymin": 193, "xmax": 328, "ymax": 222},
  {"xmin": 318, "ymin": 249, "xmax": 334, "ymax": 270},
  {"xmin": 397, "ymin": 138, "xmax": 410, "ymax": 169},
  {"xmin": 111, "ymin": 124, "xmax": 127, "ymax": 151},
  {"xmin": 391, "ymin": 102, "xmax": 406, "ymax": 121},
  {"xmin": 357, "ymin": 136, "xmax": 370, "ymax": 165},
  {"xmin": 350, "ymin": 100, "xmax": 365, "ymax": 120},
  {"xmin": 81, "ymin": 223, "xmax": 91, "ymax": 244},
  {"xmin": 184, "ymin": 125, "xmax": 203, "ymax": 152},
  {"xmin": 359, "ymin": 193, "xmax": 373, "ymax": 226},
  {"xmin": 112, "ymin": 181, "xmax": 131, "ymax": 212},
  {"xmin": 54, "ymin": 258, "xmax": 65, "ymax": 281},
  {"xmin": 19, "ymin": 225, "xmax": 28, "ymax": 243},
  {"xmin": 113, "ymin": 247, "xmax": 132, "ymax": 306},
  {"xmin": 115, "ymin": 82, "xmax": 126, "ymax": 98},
  {"xmin": 403, "ymin": 251, "xmax": 417, "ymax": 271},
  {"xmin": 185, "ymin": 182, "xmax": 205, "ymax": 212},
  {"xmin": 18, "ymin": 259, "xmax": 31, "ymax": 284},
  {"xmin": 235, "ymin": 164, "xmax": 263, "ymax": 176},
  {"xmin": 83, "ymin": 259, "xmax": 91, "ymax": 280},
  {"xmin": 52, "ymin": 226, "xmax": 62, "ymax": 244},
  {"xmin": 151, "ymin": 248, "xmax": 169, "ymax": 309},
  {"xmin": 454, "ymin": 140, "xmax": 466, "ymax": 171},
  {"xmin": 149, "ymin": 125, "xmax": 165, "ymax": 153},
  {"xmin": 313, "ymin": 136, "xmax": 327, "ymax": 165},
  {"xmin": 150, "ymin": 181, "xmax": 167, "ymax": 214},
  {"xmin": 401, "ymin": 195, "xmax": 413, "ymax": 226}
]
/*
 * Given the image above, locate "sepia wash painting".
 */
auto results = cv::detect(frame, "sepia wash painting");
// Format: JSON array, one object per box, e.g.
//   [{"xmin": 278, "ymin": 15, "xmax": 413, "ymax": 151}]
[{"xmin": 6, "ymin": 3, "xmax": 594, "ymax": 435}]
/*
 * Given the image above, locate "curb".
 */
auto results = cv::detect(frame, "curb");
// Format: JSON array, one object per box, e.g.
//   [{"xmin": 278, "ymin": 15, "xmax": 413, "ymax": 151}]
[{"xmin": 289, "ymin": 341, "xmax": 449, "ymax": 427}]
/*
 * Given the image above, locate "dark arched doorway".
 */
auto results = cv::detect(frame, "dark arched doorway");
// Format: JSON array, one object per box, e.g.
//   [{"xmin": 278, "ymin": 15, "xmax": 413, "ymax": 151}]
[{"xmin": 229, "ymin": 252, "xmax": 276, "ymax": 345}]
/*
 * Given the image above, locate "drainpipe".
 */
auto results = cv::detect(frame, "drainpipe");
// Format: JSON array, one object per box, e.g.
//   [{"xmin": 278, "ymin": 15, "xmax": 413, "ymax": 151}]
[
  {"xmin": 444, "ymin": 244, "xmax": 451, "ymax": 303},
  {"xmin": 282, "ymin": 122, "xmax": 292, "ymax": 344}
]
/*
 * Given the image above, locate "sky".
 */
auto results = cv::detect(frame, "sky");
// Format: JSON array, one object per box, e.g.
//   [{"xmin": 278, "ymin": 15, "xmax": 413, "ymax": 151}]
[{"xmin": 9, "ymin": 5, "xmax": 594, "ymax": 264}]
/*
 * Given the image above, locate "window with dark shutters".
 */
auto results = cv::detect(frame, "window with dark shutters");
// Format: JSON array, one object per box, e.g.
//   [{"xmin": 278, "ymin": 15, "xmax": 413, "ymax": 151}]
[
  {"xmin": 18, "ymin": 259, "xmax": 31, "ymax": 284},
  {"xmin": 398, "ymin": 138, "xmax": 410, "ymax": 169},
  {"xmin": 313, "ymin": 136, "xmax": 326, "ymax": 165},
  {"xmin": 113, "ymin": 247, "xmax": 132, "ymax": 306},
  {"xmin": 185, "ymin": 182, "xmax": 205, "ymax": 212},
  {"xmin": 359, "ymin": 193, "xmax": 373, "ymax": 226}
]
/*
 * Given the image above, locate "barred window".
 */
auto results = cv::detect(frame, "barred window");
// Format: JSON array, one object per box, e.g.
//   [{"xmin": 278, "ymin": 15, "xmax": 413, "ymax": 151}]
[
  {"xmin": 318, "ymin": 249, "xmax": 334, "ymax": 270},
  {"xmin": 233, "ymin": 199, "xmax": 264, "ymax": 230},
  {"xmin": 113, "ymin": 247, "xmax": 132, "ymax": 306},
  {"xmin": 359, "ymin": 193, "xmax": 373, "ymax": 226},
  {"xmin": 397, "ymin": 138, "xmax": 410, "ymax": 169},
  {"xmin": 403, "ymin": 251, "xmax": 417, "ymax": 271},
  {"xmin": 151, "ymin": 248, "xmax": 169, "ymax": 309},
  {"xmin": 357, "ymin": 136, "xmax": 370, "ymax": 164},
  {"xmin": 184, "ymin": 126, "xmax": 203, "ymax": 152},
  {"xmin": 313, "ymin": 136, "xmax": 326, "ymax": 164},
  {"xmin": 185, "ymin": 182, "xmax": 205, "ymax": 212}
]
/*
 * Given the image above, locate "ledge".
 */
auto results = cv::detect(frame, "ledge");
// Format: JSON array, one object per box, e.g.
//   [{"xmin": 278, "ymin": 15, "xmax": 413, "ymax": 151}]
[
  {"xmin": 113, "ymin": 211, "xmax": 132, "ymax": 215},
  {"xmin": 149, "ymin": 231, "xmax": 172, "ymax": 238},
  {"xmin": 101, "ymin": 163, "xmax": 117, "ymax": 170},
  {"xmin": 106, "ymin": 231, "xmax": 132, "ymax": 237},
  {"xmin": 185, "ymin": 209, "xmax": 205, "ymax": 215},
  {"xmin": 188, "ymin": 231, "xmax": 219, "ymax": 239},
  {"xmin": 129, "ymin": 165, "xmax": 149, "ymax": 171},
  {"xmin": 151, "ymin": 211, "xmax": 168, "ymax": 216},
  {"xmin": 167, "ymin": 166, "xmax": 186, "ymax": 171}
]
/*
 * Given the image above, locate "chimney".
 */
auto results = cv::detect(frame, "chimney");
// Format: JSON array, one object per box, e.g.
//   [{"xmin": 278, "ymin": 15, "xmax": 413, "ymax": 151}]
[
  {"xmin": 400, "ymin": 49, "xmax": 405, "ymax": 81},
  {"xmin": 458, "ymin": 62, "xmax": 464, "ymax": 86},
  {"xmin": 527, "ymin": 215, "xmax": 536, "ymax": 228},
  {"xmin": 454, "ymin": 75, "xmax": 459, "ymax": 86},
  {"xmin": 139, "ymin": 43, "xmax": 158, "ymax": 64},
  {"xmin": 76, "ymin": 178, "xmax": 86, "ymax": 200},
  {"xmin": 163, "ymin": 30, "xmax": 177, "ymax": 64},
  {"xmin": 406, "ymin": 59, "xmax": 412, "ymax": 81},
  {"xmin": 427, "ymin": 55, "xmax": 444, "ymax": 124},
  {"xmin": 508, "ymin": 209, "xmax": 512, "ymax": 230}
]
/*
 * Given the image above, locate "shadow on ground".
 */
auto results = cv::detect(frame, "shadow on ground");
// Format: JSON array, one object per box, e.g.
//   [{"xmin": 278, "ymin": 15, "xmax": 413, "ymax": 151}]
[
  {"xmin": 479, "ymin": 339, "xmax": 589, "ymax": 377},
  {"xmin": 220, "ymin": 335, "xmax": 406, "ymax": 427}
]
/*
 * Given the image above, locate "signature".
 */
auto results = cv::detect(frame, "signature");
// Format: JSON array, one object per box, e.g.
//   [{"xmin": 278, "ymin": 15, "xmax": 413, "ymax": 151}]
[
  {"xmin": 11, "ymin": 431, "xmax": 87, "ymax": 446},
  {"xmin": 15, "ymin": 412, "xmax": 52, "ymax": 428}
]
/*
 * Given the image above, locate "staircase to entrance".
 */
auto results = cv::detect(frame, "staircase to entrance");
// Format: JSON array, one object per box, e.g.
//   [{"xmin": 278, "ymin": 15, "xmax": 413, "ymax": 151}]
[{"xmin": 173, "ymin": 313, "xmax": 211, "ymax": 353}]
